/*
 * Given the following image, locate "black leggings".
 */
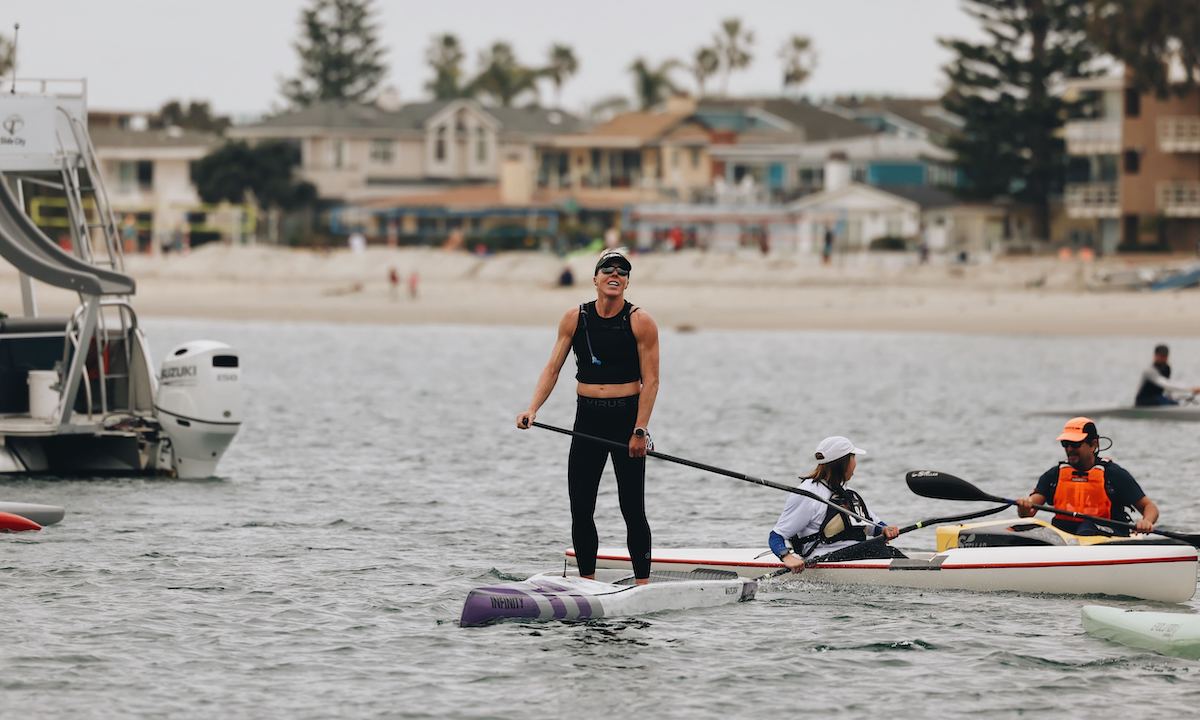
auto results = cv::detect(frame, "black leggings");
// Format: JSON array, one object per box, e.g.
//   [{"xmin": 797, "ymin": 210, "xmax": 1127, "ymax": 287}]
[{"xmin": 569, "ymin": 395, "xmax": 652, "ymax": 578}]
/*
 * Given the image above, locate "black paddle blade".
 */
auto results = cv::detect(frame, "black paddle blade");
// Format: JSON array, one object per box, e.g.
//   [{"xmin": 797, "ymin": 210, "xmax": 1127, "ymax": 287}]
[{"xmin": 906, "ymin": 470, "xmax": 999, "ymax": 503}]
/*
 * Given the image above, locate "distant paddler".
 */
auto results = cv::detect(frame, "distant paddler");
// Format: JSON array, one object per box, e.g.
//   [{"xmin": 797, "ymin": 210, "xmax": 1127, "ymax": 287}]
[
  {"xmin": 1135, "ymin": 344, "xmax": 1200, "ymax": 407},
  {"xmin": 1016, "ymin": 417, "xmax": 1158, "ymax": 535},
  {"xmin": 516, "ymin": 249, "xmax": 661, "ymax": 585},
  {"xmin": 769, "ymin": 436, "xmax": 901, "ymax": 573}
]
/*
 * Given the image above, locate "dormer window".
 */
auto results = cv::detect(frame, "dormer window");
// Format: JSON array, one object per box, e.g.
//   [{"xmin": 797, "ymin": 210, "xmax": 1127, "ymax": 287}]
[
  {"xmin": 476, "ymin": 127, "xmax": 488, "ymax": 163},
  {"xmin": 435, "ymin": 126, "xmax": 447, "ymax": 162}
]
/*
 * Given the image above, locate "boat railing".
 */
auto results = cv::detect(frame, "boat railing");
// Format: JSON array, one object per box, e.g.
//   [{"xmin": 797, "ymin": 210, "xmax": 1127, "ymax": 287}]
[
  {"xmin": 55, "ymin": 299, "xmax": 141, "ymax": 425},
  {"xmin": 56, "ymin": 107, "xmax": 126, "ymax": 275}
]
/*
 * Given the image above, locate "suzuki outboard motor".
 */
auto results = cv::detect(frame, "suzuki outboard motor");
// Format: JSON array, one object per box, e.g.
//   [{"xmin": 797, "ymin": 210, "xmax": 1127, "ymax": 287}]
[{"xmin": 155, "ymin": 340, "xmax": 242, "ymax": 477}]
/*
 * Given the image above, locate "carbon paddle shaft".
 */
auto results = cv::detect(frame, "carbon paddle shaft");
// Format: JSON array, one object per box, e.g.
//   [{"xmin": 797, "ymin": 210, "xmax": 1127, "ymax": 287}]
[
  {"xmin": 907, "ymin": 470, "xmax": 1200, "ymax": 547},
  {"xmin": 529, "ymin": 421, "xmax": 881, "ymax": 527}
]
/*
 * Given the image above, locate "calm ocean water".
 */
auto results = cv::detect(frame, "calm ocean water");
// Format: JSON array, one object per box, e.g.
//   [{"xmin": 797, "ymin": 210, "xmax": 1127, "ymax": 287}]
[{"xmin": 2, "ymin": 318, "xmax": 1199, "ymax": 718}]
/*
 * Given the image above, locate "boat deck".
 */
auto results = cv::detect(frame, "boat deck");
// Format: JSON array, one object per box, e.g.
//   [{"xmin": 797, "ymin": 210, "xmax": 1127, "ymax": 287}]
[{"xmin": 0, "ymin": 412, "xmax": 130, "ymax": 436}]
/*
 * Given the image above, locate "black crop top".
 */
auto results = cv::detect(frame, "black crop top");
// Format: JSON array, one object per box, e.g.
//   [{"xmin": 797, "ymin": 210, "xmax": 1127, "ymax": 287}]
[{"xmin": 572, "ymin": 301, "xmax": 641, "ymax": 384}]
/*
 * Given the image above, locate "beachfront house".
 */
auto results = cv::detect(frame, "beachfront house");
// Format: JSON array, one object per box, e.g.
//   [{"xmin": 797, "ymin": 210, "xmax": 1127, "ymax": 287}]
[
  {"xmin": 705, "ymin": 97, "xmax": 960, "ymax": 201},
  {"xmin": 78, "ymin": 111, "xmax": 225, "ymax": 253},
  {"xmin": 533, "ymin": 97, "xmax": 714, "ymax": 206},
  {"xmin": 1061, "ymin": 70, "xmax": 1200, "ymax": 254},
  {"xmin": 229, "ymin": 99, "xmax": 582, "ymax": 204}
]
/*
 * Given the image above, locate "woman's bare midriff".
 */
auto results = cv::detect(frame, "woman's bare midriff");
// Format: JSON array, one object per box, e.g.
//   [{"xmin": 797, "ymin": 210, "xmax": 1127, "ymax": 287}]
[{"xmin": 577, "ymin": 380, "xmax": 642, "ymax": 398}]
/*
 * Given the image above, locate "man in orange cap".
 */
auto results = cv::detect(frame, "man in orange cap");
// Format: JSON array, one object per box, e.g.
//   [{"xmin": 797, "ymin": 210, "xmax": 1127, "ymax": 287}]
[{"xmin": 1015, "ymin": 417, "xmax": 1158, "ymax": 536}]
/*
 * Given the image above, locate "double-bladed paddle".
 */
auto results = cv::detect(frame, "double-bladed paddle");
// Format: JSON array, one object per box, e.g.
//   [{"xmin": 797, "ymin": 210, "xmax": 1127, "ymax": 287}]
[
  {"xmin": 527, "ymin": 421, "xmax": 883, "ymax": 529},
  {"xmin": 905, "ymin": 470, "xmax": 1200, "ymax": 548},
  {"xmin": 765, "ymin": 503, "xmax": 1010, "ymax": 577}
]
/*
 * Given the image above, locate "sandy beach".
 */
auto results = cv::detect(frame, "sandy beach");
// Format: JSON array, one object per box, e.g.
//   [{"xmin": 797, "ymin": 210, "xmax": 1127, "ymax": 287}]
[{"xmin": 2, "ymin": 245, "xmax": 1198, "ymax": 336}]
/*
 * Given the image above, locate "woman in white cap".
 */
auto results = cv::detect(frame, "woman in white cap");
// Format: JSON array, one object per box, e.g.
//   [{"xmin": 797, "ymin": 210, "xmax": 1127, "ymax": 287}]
[{"xmin": 768, "ymin": 436, "xmax": 900, "ymax": 573}]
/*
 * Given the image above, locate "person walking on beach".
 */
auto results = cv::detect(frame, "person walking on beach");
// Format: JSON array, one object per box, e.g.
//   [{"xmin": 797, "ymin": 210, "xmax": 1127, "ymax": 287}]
[
  {"xmin": 822, "ymin": 226, "xmax": 834, "ymax": 265},
  {"xmin": 516, "ymin": 249, "xmax": 660, "ymax": 584},
  {"xmin": 1134, "ymin": 344, "xmax": 1200, "ymax": 407},
  {"xmin": 388, "ymin": 267, "xmax": 400, "ymax": 300},
  {"xmin": 1016, "ymin": 417, "xmax": 1158, "ymax": 536},
  {"xmin": 769, "ymin": 436, "xmax": 900, "ymax": 573}
]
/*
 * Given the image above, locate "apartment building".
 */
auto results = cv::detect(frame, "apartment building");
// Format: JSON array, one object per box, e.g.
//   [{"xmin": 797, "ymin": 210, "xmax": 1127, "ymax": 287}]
[{"xmin": 1063, "ymin": 73, "xmax": 1200, "ymax": 253}]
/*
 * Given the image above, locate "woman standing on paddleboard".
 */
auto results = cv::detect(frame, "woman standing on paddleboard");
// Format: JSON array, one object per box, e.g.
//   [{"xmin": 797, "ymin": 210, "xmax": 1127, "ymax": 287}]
[{"xmin": 516, "ymin": 249, "xmax": 661, "ymax": 585}]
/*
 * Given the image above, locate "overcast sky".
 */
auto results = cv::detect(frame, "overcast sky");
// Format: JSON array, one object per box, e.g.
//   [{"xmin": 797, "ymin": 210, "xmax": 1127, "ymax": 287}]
[{"xmin": 4, "ymin": 1, "xmax": 983, "ymax": 117}]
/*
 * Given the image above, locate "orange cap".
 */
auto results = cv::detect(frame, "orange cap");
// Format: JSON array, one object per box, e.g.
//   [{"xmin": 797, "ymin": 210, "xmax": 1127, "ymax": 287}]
[{"xmin": 1057, "ymin": 416, "xmax": 1096, "ymax": 442}]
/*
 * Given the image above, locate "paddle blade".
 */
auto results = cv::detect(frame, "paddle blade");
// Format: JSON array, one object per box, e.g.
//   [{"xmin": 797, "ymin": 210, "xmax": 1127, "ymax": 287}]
[{"xmin": 906, "ymin": 471, "xmax": 1001, "ymax": 503}]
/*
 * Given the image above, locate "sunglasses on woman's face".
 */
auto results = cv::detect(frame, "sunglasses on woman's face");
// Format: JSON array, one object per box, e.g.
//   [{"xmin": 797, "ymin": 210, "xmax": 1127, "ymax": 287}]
[{"xmin": 598, "ymin": 266, "xmax": 630, "ymax": 277}]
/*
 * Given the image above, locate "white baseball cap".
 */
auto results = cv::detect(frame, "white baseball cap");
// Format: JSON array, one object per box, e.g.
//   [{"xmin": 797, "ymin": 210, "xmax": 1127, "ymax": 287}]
[{"xmin": 813, "ymin": 436, "xmax": 865, "ymax": 464}]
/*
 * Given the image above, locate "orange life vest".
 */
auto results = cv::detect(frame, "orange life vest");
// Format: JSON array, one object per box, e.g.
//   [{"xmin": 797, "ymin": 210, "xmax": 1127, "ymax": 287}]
[{"xmin": 1051, "ymin": 463, "xmax": 1112, "ymax": 522}]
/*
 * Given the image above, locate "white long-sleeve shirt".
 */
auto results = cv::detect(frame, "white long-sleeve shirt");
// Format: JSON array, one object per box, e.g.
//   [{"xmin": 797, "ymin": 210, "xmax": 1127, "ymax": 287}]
[
  {"xmin": 771, "ymin": 479, "xmax": 883, "ymax": 558},
  {"xmin": 1141, "ymin": 365, "xmax": 1192, "ymax": 394}
]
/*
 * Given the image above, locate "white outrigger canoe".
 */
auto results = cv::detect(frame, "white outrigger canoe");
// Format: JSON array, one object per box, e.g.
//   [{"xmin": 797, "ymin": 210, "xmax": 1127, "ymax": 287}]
[
  {"xmin": 460, "ymin": 569, "xmax": 756, "ymax": 627},
  {"xmin": 0, "ymin": 502, "xmax": 64, "ymax": 527},
  {"xmin": 574, "ymin": 541, "xmax": 1199, "ymax": 603},
  {"xmin": 1082, "ymin": 605, "xmax": 1200, "ymax": 658}
]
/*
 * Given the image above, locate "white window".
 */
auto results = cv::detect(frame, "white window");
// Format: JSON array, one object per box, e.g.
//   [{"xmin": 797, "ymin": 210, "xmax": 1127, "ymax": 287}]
[
  {"xmin": 475, "ymin": 127, "xmax": 488, "ymax": 164},
  {"xmin": 331, "ymin": 139, "xmax": 346, "ymax": 169},
  {"xmin": 435, "ymin": 126, "xmax": 447, "ymax": 162},
  {"xmin": 370, "ymin": 139, "xmax": 394, "ymax": 164}
]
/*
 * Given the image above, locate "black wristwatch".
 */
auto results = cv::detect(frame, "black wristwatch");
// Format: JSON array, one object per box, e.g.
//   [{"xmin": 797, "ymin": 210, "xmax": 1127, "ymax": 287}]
[{"xmin": 634, "ymin": 427, "xmax": 647, "ymax": 438}]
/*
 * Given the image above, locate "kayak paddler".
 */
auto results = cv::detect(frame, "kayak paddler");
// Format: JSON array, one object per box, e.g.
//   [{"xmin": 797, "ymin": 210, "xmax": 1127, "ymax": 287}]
[
  {"xmin": 1134, "ymin": 344, "xmax": 1200, "ymax": 407},
  {"xmin": 516, "ymin": 249, "xmax": 661, "ymax": 585},
  {"xmin": 769, "ymin": 436, "xmax": 901, "ymax": 573},
  {"xmin": 1016, "ymin": 417, "xmax": 1158, "ymax": 535}
]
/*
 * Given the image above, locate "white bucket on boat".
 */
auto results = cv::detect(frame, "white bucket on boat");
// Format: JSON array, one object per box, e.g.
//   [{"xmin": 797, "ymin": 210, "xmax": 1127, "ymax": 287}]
[{"xmin": 27, "ymin": 370, "xmax": 59, "ymax": 420}]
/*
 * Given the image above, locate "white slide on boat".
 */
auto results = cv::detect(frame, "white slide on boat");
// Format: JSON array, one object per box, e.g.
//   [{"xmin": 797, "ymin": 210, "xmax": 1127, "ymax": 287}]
[
  {"xmin": 0, "ymin": 502, "xmax": 64, "ymax": 526},
  {"xmin": 1082, "ymin": 605, "xmax": 1200, "ymax": 659},
  {"xmin": 460, "ymin": 569, "xmax": 757, "ymax": 627},
  {"xmin": 575, "ymin": 543, "xmax": 1199, "ymax": 603}
]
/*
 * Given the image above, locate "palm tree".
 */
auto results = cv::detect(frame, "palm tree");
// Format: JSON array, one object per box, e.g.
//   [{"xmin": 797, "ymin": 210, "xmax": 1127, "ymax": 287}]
[
  {"xmin": 425, "ymin": 33, "xmax": 466, "ymax": 100},
  {"xmin": 779, "ymin": 35, "xmax": 817, "ymax": 92},
  {"xmin": 691, "ymin": 46, "xmax": 720, "ymax": 98},
  {"xmin": 714, "ymin": 17, "xmax": 754, "ymax": 95},
  {"xmin": 545, "ymin": 43, "xmax": 579, "ymax": 108},
  {"xmin": 469, "ymin": 42, "xmax": 541, "ymax": 107},
  {"xmin": 629, "ymin": 58, "xmax": 682, "ymax": 110}
]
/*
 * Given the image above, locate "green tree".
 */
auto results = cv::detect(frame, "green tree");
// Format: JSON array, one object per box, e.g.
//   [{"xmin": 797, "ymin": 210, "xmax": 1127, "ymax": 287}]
[
  {"xmin": 469, "ymin": 42, "xmax": 541, "ymax": 107},
  {"xmin": 629, "ymin": 58, "xmax": 682, "ymax": 110},
  {"xmin": 280, "ymin": 0, "xmax": 387, "ymax": 107},
  {"xmin": 545, "ymin": 44, "xmax": 579, "ymax": 108},
  {"xmin": 691, "ymin": 46, "xmax": 720, "ymax": 98},
  {"xmin": 425, "ymin": 33, "xmax": 466, "ymax": 100},
  {"xmin": 150, "ymin": 100, "xmax": 231, "ymax": 134},
  {"xmin": 940, "ymin": 0, "xmax": 1096, "ymax": 239},
  {"xmin": 0, "ymin": 34, "xmax": 13, "ymax": 78},
  {"xmin": 779, "ymin": 35, "xmax": 817, "ymax": 92},
  {"xmin": 1085, "ymin": 0, "xmax": 1199, "ymax": 96},
  {"xmin": 714, "ymin": 17, "xmax": 754, "ymax": 95},
  {"xmin": 192, "ymin": 141, "xmax": 317, "ymax": 211}
]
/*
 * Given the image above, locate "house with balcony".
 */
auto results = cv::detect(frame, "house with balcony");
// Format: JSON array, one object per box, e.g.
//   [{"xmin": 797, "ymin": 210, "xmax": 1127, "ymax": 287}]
[
  {"xmin": 1062, "ymin": 71, "xmax": 1200, "ymax": 253},
  {"xmin": 532, "ymin": 99, "xmax": 714, "ymax": 210},
  {"xmin": 29, "ymin": 113, "xmax": 225, "ymax": 252},
  {"xmin": 229, "ymin": 99, "xmax": 582, "ymax": 203},
  {"xmin": 703, "ymin": 98, "xmax": 959, "ymax": 200}
]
